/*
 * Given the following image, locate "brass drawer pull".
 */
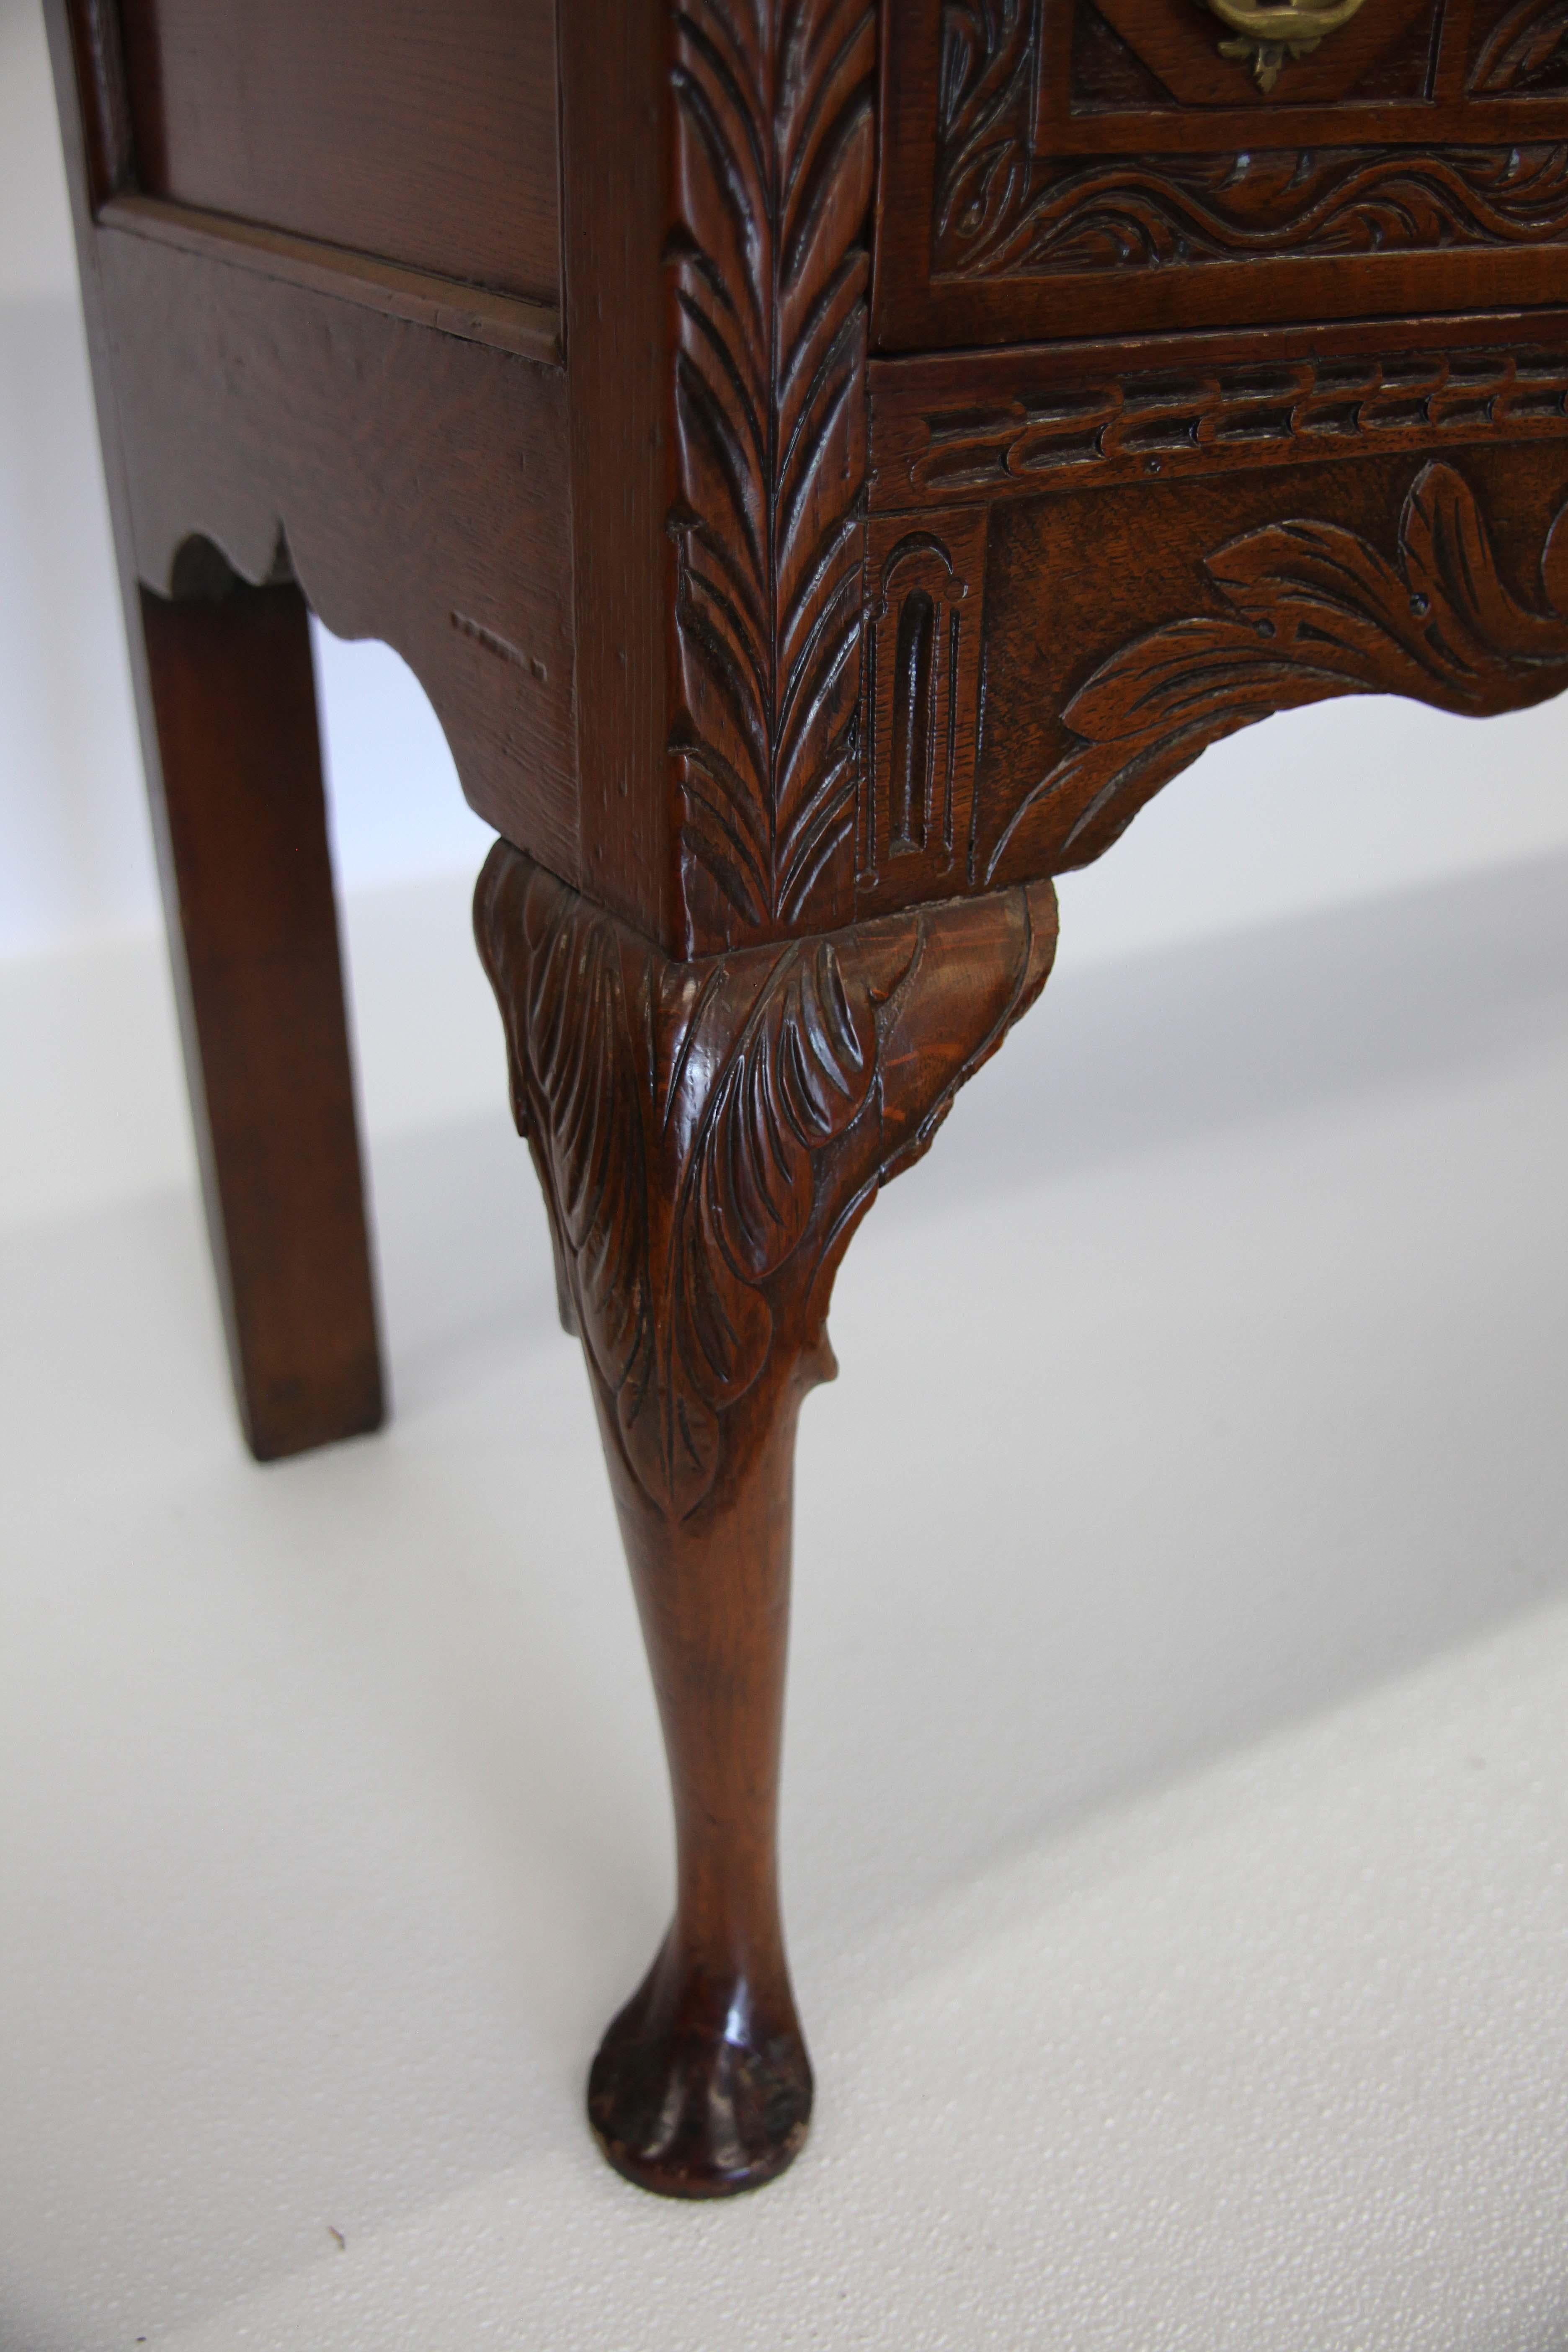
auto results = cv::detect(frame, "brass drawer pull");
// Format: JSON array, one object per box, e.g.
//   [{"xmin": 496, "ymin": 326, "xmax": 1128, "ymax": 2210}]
[{"xmin": 1199, "ymin": 0, "xmax": 1369, "ymax": 89}]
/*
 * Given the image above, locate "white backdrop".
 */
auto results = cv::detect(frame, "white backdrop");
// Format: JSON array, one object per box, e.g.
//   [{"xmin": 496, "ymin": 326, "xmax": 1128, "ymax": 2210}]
[{"xmin": 4, "ymin": 0, "xmax": 1568, "ymax": 973}]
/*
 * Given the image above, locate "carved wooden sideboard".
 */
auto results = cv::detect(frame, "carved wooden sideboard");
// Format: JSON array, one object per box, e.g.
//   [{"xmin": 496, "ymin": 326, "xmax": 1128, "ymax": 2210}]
[{"xmin": 47, "ymin": 0, "xmax": 1568, "ymax": 2197}]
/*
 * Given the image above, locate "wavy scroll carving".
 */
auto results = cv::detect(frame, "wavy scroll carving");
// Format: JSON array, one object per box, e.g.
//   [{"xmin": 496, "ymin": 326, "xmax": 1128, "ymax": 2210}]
[
  {"xmin": 667, "ymin": 0, "xmax": 877, "ymax": 952},
  {"xmin": 476, "ymin": 841, "xmax": 1057, "ymax": 1519},
  {"xmin": 936, "ymin": 0, "xmax": 1568, "ymax": 278},
  {"xmin": 988, "ymin": 462, "xmax": 1568, "ymax": 877}
]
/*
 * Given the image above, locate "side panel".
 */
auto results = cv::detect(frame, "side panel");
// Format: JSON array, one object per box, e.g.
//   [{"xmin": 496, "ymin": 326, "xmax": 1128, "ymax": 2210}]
[
  {"xmin": 118, "ymin": 0, "xmax": 560, "ymax": 303},
  {"xmin": 96, "ymin": 226, "xmax": 579, "ymax": 883}
]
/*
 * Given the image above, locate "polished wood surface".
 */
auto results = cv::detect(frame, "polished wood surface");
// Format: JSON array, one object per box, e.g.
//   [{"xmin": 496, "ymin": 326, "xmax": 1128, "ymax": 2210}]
[
  {"xmin": 140, "ymin": 577, "xmax": 384, "ymax": 1461},
  {"xmin": 475, "ymin": 843, "xmax": 1057, "ymax": 2192},
  {"xmin": 43, "ymin": 0, "xmax": 1568, "ymax": 2198},
  {"xmin": 877, "ymin": 0, "xmax": 1568, "ymax": 349},
  {"xmin": 96, "ymin": 223, "xmax": 576, "ymax": 877},
  {"xmin": 119, "ymin": 0, "xmax": 560, "ymax": 302}
]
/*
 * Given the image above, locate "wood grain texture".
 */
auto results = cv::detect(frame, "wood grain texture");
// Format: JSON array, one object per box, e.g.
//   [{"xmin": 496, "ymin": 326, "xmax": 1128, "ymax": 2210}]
[
  {"xmin": 119, "ymin": 0, "xmax": 560, "ymax": 302},
  {"xmin": 667, "ymin": 0, "xmax": 878, "ymax": 952},
  {"xmin": 141, "ymin": 580, "xmax": 384, "ymax": 1461},
  {"xmin": 63, "ymin": 0, "xmax": 133, "ymax": 201},
  {"xmin": 558, "ymin": 0, "xmax": 882, "ymax": 957},
  {"xmin": 475, "ymin": 840, "xmax": 1057, "ymax": 2193},
  {"xmin": 96, "ymin": 224, "xmax": 579, "ymax": 885},
  {"xmin": 99, "ymin": 193, "xmax": 561, "ymax": 362},
  {"xmin": 555, "ymin": 0, "xmax": 674, "ymax": 944},
  {"xmin": 48, "ymin": 0, "xmax": 389, "ymax": 1461},
  {"xmin": 49, "ymin": 0, "xmax": 1568, "ymax": 2209},
  {"xmin": 970, "ymin": 444, "xmax": 1568, "ymax": 887}
]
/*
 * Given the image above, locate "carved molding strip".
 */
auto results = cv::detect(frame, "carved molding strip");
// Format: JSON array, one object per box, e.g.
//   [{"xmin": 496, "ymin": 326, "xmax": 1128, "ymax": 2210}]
[
  {"xmin": 476, "ymin": 845, "xmax": 1057, "ymax": 1521},
  {"xmin": 667, "ymin": 0, "xmax": 877, "ymax": 953},
  {"xmin": 936, "ymin": 0, "xmax": 1568, "ymax": 278},
  {"xmin": 988, "ymin": 461, "xmax": 1568, "ymax": 877},
  {"xmin": 879, "ymin": 348, "xmax": 1568, "ymax": 505}
]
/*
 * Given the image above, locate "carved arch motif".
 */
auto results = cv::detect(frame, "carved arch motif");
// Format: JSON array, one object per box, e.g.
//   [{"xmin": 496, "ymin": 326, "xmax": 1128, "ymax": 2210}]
[
  {"xmin": 877, "ymin": 534, "xmax": 968, "ymax": 860},
  {"xmin": 860, "ymin": 509, "xmax": 991, "ymax": 903}
]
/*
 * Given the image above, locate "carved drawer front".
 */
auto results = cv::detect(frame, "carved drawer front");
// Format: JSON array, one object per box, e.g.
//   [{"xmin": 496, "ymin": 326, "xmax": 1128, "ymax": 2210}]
[{"xmin": 880, "ymin": 0, "xmax": 1568, "ymax": 348}]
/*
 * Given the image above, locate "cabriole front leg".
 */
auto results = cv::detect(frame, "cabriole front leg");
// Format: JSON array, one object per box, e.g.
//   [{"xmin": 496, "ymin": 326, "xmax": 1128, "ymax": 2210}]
[
  {"xmin": 475, "ymin": 845, "xmax": 1058, "ymax": 2196},
  {"xmin": 585, "ymin": 1347, "xmax": 819, "ymax": 2196}
]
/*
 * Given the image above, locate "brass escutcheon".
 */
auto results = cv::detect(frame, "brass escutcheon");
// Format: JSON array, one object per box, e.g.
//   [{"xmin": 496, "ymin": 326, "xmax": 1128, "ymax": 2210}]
[{"xmin": 1198, "ymin": 0, "xmax": 1369, "ymax": 90}]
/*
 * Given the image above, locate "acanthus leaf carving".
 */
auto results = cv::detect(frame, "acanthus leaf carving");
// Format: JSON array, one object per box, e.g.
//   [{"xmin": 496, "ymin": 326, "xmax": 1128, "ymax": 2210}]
[
  {"xmin": 1471, "ymin": 0, "xmax": 1568, "ymax": 90},
  {"xmin": 987, "ymin": 462, "xmax": 1568, "ymax": 877},
  {"xmin": 668, "ymin": 0, "xmax": 877, "ymax": 952},
  {"xmin": 476, "ymin": 845, "xmax": 1058, "ymax": 1521}
]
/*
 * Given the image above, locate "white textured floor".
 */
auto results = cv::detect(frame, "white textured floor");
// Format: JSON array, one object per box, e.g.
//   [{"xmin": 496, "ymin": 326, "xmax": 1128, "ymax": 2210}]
[{"xmin": 4, "ymin": 854, "xmax": 1568, "ymax": 2352}]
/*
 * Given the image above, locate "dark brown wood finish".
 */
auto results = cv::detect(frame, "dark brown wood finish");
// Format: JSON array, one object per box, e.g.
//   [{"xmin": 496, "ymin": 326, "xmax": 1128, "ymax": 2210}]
[
  {"xmin": 858, "ymin": 418, "xmax": 1568, "ymax": 910},
  {"xmin": 554, "ymin": 0, "xmax": 673, "ymax": 943},
  {"xmin": 95, "ymin": 225, "xmax": 578, "ymax": 881},
  {"xmin": 978, "ymin": 445, "xmax": 1568, "ymax": 882},
  {"xmin": 868, "ymin": 312, "xmax": 1568, "ymax": 506},
  {"xmin": 140, "ymin": 578, "xmax": 384, "ymax": 1460},
  {"xmin": 53, "ymin": 0, "xmax": 576, "ymax": 884},
  {"xmin": 662, "ymin": 0, "xmax": 877, "ymax": 954},
  {"xmin": 876, "ymin": 0, "xmax": 1568, "ymax": 349},
  {"xmin": 475, "ymin": 843, "xmax": 1057, "ymax": 2194},
  {"xmin": 118, "ymin": 0, "xmax": 560, "ymax": 302},
  {"xmin": 46, "ymin": 0, "xmax": 390, "ymax": 1463},
  {"xmin": 41, "ymin": 0, "xmax": 1568, "ymax": 2202},
  {"xmin": 98, "ymin": 193, "xmax": 560, "ymax": 361}
]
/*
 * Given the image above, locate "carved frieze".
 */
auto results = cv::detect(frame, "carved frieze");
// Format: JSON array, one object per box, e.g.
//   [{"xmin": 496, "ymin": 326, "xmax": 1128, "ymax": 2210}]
[
  {"xmin": 986, "ymin": 460, "xmax": 1568, "ymax": 876},
  {"xmin": 856, "ymin": 453, "xmax": 1568, "ymax": 909},
  {"xmin": 873, "ymin": 347, "xmax": 1568, "ymax": 505}
]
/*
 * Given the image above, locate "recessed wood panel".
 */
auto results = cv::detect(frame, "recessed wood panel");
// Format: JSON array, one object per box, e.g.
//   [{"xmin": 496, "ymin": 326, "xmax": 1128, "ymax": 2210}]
[{"xmin": 119, "ymin": 0, "xmax": 559, "ymax": 302}]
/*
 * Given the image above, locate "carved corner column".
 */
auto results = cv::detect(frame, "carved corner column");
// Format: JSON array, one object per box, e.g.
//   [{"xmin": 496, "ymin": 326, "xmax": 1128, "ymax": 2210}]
[{"xmin": 475, "ymin": 843, "xmax": 1057, "ymax": 2195}]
